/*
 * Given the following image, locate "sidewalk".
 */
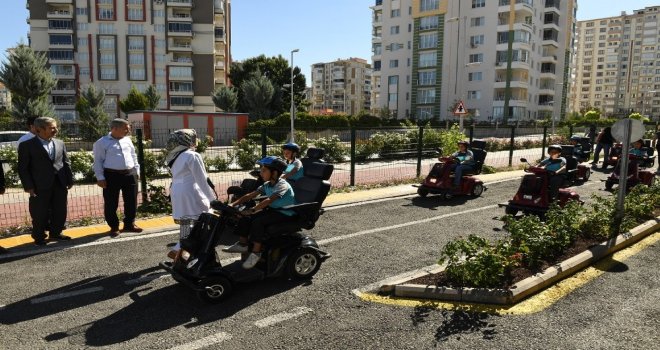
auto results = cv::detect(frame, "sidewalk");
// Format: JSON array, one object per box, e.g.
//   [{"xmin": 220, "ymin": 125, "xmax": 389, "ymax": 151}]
[{"xmin": 0, "ymin": 170, "xmax": 524, "ymax": 250}]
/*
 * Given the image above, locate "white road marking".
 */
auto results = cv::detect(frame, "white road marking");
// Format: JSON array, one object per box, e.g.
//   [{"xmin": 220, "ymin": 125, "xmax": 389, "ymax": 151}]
[
  {"xmin": 30, "ymin": 286, "xmax": 104, "ymax": 304},
  {"xmin": 254, "ymin": 306, "xmax": 313, "ymax": 328},
  {"xmin": 166, "ymin": 332, "xmax": 232, "ymax": 350},
  {"xmin": 0, "ymin": 304, "xmax": 5, "ymax": 311},
  {"xmin": 318, "ymin": 205, "xmax": 499, "ymax": 245},
  {"xmin": 124, "ymin": 272, "xmax": 170, "ymax": 285}
]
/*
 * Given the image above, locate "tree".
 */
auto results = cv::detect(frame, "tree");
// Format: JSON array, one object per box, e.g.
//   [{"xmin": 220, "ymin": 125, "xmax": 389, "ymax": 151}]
[
  {"xmin": 119, "ymin": 85, "xmax": 149, "ymax": 116},
  {"xmin": 583, "ymin": 109, "xmax": 601, "ymax": 121},
  {"xmin": 229, "ymin": 55, "xmax": 306, "ymax": 115},
  {"xmin": 0, "ymin": 44, "xmax": 56, "ymax": 121},
  {"xmin": 211, "ymin": 85, "xmax": 238, "ymax": 112},
  {"xmin": 241, "ymin": 74, "xmax": 275, "ymax": 120},
  {"xmin": 143, "ymin": 85, "xmax": 161, "ymax": 110},
  {"xmin": 76, "ymin": 85, "xmax": 109, "ymax": 141},
  {"xmin": 628, "ymin": 112, "xmax": 650, "ymax": 122}
]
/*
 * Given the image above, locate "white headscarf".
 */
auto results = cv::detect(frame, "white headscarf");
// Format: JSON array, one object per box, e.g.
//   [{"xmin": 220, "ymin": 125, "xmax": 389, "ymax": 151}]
[{"xmin": 165, "ymin": 129, "xmax": 197, "ymax": 168}]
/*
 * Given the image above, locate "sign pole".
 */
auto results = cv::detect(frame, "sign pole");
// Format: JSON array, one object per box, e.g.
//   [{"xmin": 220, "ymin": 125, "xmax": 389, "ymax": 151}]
[{"xmin": 614, "ymin": 119, "xmax": 632, "ymax": 232}]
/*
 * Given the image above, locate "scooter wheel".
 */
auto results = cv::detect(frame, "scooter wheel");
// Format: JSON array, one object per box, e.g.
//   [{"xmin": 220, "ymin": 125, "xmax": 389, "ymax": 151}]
[
  {"xmin": 471, "ymin": 183, "xmax": 484, "ymax": 197},
  {"xmin": 196, "ymin": 276, "xmax": 233, "ymax": 304},
  {"xmin": 605, "ymin": 182, "xmax": 613, "ymax": 191},
  {"xmin": 583, "ymin": 170, "xmax": 591, "ymax": 181},
  {"xmin": 417, "ymin": 188, "xmax": 429, "ymax": 197},
  {"xmin": 287, "ymin": 248, "xmax": 322, "ymax": 280},
  {"xmin": 505, "ymin": 207, "xmax": 518, "ymax": 216}
]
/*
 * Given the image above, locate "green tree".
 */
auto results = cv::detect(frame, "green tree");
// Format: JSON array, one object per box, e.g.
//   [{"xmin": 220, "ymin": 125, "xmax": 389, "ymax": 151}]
[
  {"xmin": 143, "ymin": 85, "xmax": 161, "ymax": 110},
  {"xmin": 211, "ymin": 85, "xmax": 238, "ymax": 112},
  {"xmin": 76, "ymin": 85, "xmax": 109, "ymax": 141},
  {"xmin": 0, "ymin": 44, "xmax": 57, "ymax": 121},
  {"xmin": 583, "ymin": 109, "xmax": 601, "ymax": 121},
  {"xmin": 229, "ymin": 55, "xmax": 306, "ymax": 115},
  {"xmin": 628, "ymin": 112, "xmax": 650, "ymax": 122},
  {"xmin": 119, "ymin": 85, "xmax": 149, "ymax": 116},
  {"xmin": 241, "ymin": 74, "xmax": 275, "ymax": 120}
]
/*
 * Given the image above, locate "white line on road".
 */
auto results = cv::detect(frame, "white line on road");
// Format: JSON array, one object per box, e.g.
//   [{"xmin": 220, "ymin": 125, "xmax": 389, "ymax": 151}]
[
  {"xmin": 317, "ymin": 205, "xmax": 499, "ymax": 245},
  {"xmin": 30, "ymin": 286, "xmax": 104, "ymax": 304},
  {"xmin": 166, "ymin": 332, "xmax": 232, "ymax": 350},
  {"xmin": 254, "ymin": 306, "xmax": 313, "ymax": 328},
  {"xmin": 124, "ymin": 272, "xmax": 171, "ymax": 285}
]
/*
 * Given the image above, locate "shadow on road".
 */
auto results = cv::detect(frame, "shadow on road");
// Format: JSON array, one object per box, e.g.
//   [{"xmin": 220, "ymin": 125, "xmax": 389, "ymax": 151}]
[
  {"xmin": 0, "ymin": 265, "xmax": 308, "ymax": 347},
  {"xmin": 405, "ymin": 195, "xmax": 469, "ymax": 210},
  {"xmin": 410, "ymin": 304, "xmax": 500, "ymax": 343}
]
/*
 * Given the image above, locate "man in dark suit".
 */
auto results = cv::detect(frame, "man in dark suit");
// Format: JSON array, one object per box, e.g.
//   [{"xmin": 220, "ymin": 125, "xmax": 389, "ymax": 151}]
[{"xmin": 18, "ymin": 117, "xmax": 74, "ymax": 245}]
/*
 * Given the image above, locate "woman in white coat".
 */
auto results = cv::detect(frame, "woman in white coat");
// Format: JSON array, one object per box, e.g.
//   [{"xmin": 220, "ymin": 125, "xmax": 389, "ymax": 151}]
[{"xmin": 164, "ymin": 129, "xmax": 216, "ymax": 258}]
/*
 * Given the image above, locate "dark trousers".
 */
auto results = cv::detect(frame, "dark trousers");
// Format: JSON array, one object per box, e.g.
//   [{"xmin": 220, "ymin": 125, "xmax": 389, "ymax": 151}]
[
  {"xmin": 593, "ymin": 143, "xmax": 611, "ymax": 164},
  {"xmin": 236, "ymin": 210, "xmax": 296, "ymax": 243},
  {"xmin": 29, "ymin": 180, "xmax": 68, "ymax": 241},
  {"xmin": 450, "ymin": 164, "xmax": 475, "ymax": 185},
  {"xmin": 103, "ymin": 171, "xmax": 137, "ymax": 229},
  {"xmin": 548, "ymin": 174, "xmax": 564, "ymax": 202}
]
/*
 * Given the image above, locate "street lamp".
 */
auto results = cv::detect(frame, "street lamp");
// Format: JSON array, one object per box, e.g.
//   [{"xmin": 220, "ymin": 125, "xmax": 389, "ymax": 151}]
[{"xmin": 290, "ymin": 48, "xmax": 299, "ymax": 142}]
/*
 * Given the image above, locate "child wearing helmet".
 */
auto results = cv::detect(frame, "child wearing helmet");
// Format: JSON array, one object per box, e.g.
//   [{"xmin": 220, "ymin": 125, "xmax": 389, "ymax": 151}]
[
  {"xmin": 281, "ymin": 142, "xmax": 304, "ymax": 181},
  {"xmin": 223, "ymin": 156, "xmax": 297, "ymax": 269},
  {"xmin": 629, "ymin": 139, "xmax": 647, "ymax": 158},
  {"xmin": 537, "ymin": 145, "xmax": 566, "ymax": 202},
  {"xmin": 569, "ymin": 135, "xmax": 583, "ymax": 158},
  {"xmin": 448, "ymin": 141, "xmax": 476, "ymax": 188}
]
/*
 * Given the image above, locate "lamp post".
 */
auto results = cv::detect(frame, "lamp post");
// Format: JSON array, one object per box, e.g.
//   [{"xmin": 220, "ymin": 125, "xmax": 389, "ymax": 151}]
[{"xmin": 290, "ymin": 48, "xmax": 299, "ymax": 142}]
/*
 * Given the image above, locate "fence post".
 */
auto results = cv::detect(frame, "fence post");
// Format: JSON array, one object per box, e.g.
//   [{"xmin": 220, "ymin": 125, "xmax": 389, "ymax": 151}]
[
  {"xmin": 350, "ymin": 128, "xmax": 356, "ymax": 187},
  {"xmin": 569, "ymin": 124, "xmax": 574, "ymax": 138},
  {"xmin": 468, "ymin": 125, "xmax": 474, "ymax": 144},
  {"xmin": 509, "ymin": 125, "xmax": 515, "ymax": 168},
  {"xmin": 416, "ymin": 126, "xmax": 424, "ymax": 178},
  {"xmin": 541, "ymin": 126, "xmax": 548, "ymax": 160},
  {"xmin": 136, "ymin": 128, "xmax": 148, "ymax": 204},
  {"xmin": 261, "ymin": 127, "xmax": 267, "ymax": 157}
]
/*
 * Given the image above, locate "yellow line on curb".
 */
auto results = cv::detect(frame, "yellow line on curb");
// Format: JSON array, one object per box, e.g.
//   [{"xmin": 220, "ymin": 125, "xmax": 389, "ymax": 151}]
[
  {"xmin": 0, "ymin": 217, "xmax": 176, "ymax": 249},
  {"xmin": 357, "ymin": 232, "xmax": 660, "ymax": 315}
]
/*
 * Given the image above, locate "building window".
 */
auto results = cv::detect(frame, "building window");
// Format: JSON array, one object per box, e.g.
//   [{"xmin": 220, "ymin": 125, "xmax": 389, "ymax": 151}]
[
  {"xmin": 78, "ymin": 37, "xmax": 89, "ymax": 47},
  {"xmin": 129, "ymin": 67, "xmax": 146, "ymax": 80},
  {"xmin": 472, "ymin": 0, "xmax": 485, "ymax": 8},
  {"xmin": 48, "ymin": 50, "xmax": 74, "ymax": 61},
  {"xmin": 127, "ymin": 8, "xmax": 144, "ymax": 21},
  {"xmin": 170, "ymin": 96, "xmax": 193, "ymax": 106},
  {"xmin": 470, "ymin": 17, "xmax": 485, "ymax": 27},
  {"xmin": 49, "ymin": 20, "xmax": 73, "ymax": 30},
  {"xmin": 419, "ymin": 33, "xmax": 438, "ymax": 49},
  {"xmin": 391, "ymin": 9, "xmax": 400, "ymax": 17},
  {"xmin": 168, "ymin": 22, "xmax": 192, "ymax": 33},
  {"xmin": 417, "ymin": 88, "xmax": 435, "ymax": 104},
  {"xmin": 169, "ymin": 66, "xmax": 192, "ymax": 78},
  {"xmin": 419, "ymin": 52, "xmax": 437, "ymax": 67},
  {"xmin": 98, "ymin": 23, "xmax": 116, "ymax": 34},
  {"xmin": 98, "ymin": 8, "xmax": 114, "ymax": 20},
  {"xmin": 388, "ymin": 76, "xmax": 399, "ymax": 85},
  {"xmin": 154, "ymin": 24, "xmax": 166, "ymax": 32},
  {"xmin": 100, "ymin": 67, "xmax": 117, "ymax": 80},
  {"xmin": 128, "ymin": 24, "xmax": 144, "ymax": 35},
  {"xmin": 49, "ymin": 34, "xmax": 73, "ymax": 46},
  {"xmin": 129, "ymin": 53, "xmax": 145, "ymax": 65},
  {"xmin": 420, "ymin": 0, "xmax": 439, "ymax": 12},
  {"xmin": 169, "ymin": 82, "xmax": 193, "ymax": 92},
  {"xmin": 76, "ymin": 7, "xmax": 89, "ymax": 16},
  {"xmin": 389, "ymin": 60, "xmax": 399, "ymax": 68},
  {"xmin": 77, "ymin": 22, "xmax": 89, "ymax": 31},
  {"xmin": 469, "ymin": 53, "xmax": 483, "ymax": 63},
  {"xmin": 390, "ymin": 25, "xmax": 400, "ymax": 35},
  {"xmin": 468, "ymin": 72, "xmax": 483, "ymax": 81},
  {"xmin": 417, "ymin": 106, "xmax": 434, "ymax": 120},
  {"xmin": 419, "ymin": 16, "xmax": 439, "ymax": 30},
  {"xmin": 418, "ymin": 70, "xmax": 436, "ymax": 85},
  {"xmin": 470, "ymin": 35, "xmax": 485, "ymax": 46},
  {"xmin": 79, "ymin": 67, "xmax": 90, "ymax": 76},
  {"xmin": 467, "ymin": 91, "xmax": 481, "ymax": 100}
]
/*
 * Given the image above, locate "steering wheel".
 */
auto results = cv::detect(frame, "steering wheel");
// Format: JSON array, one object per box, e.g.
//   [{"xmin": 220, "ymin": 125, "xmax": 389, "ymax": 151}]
[{"xmin": 210, "ymin": 200, "xmax": 240, "ymax": 215}]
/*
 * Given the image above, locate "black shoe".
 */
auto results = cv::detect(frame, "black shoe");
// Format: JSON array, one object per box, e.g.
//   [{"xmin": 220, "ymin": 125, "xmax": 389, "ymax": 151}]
[
  {"xmin": 109, "ymin": 228, "xmax": 120, "ymax": 238},
  {"xmin": 34, "ymin": 239, "xmax": 47, "ymax": 246},
  {"xmin": 50, "ymin": 234, "xmax": 72, "ymax": 241}
]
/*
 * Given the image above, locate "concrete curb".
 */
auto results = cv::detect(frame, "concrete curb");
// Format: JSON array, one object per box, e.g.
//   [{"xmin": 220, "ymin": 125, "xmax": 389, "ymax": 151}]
[
  {"xmin": 0, "ymin": 170, "xmax": 525, "ymax": 251},
  {"xmin": 385, "ymin": 216, "xmax": 660, "ymax": 305}
]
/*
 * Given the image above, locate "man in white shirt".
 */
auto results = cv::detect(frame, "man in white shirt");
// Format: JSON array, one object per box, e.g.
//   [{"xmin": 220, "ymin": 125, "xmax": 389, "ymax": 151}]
[
  {"xmin": 16, "ymin": 117, "xmax": 36, "ymax": 145},
  {"xmin": 93, "ymin": 119, "xmax": 142, "ymax": 237}
]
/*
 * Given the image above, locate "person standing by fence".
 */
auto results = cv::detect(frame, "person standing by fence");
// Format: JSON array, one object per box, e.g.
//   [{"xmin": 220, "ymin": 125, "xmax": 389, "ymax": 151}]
[
  {"xmin": 592, "ymin": 126, "xmax": 615, "ymax": 169},
  {"xmin": 93, "ymin": 119, "xmax": 142, "ymax": 237},
  {"xmin": 17, "ymin": 117, "xmax": 74, "ymax": 245}
]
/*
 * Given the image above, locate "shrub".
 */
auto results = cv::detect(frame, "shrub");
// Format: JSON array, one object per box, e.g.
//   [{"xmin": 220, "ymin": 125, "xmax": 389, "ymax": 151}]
[
  {"xmin": 204, "ymin": 155, "xmax": 232, "ymax": 172},
  {"xmin": 370, "ymin": 132, "xmax": 410, "ymax": 159},
  {"xmin": 0, "ymin": 146, "xmax": 19, "ymax": 186},
  {"xmin": 354, "ymin": 139, "xmax": 381, "ymax": 162},
  {"xmin": 313, "ymin": 135, "xmax": 348, "ymax": 163},
  {"xmin": 69, "ymin": 150, "xmax": 96, "ymax": 183},
  {"xmin": 195, "ymin": 135, "xmax": 214, "ymax": 153},
  {"xmin": 231, "ymin": 138, "xmax": 261, "ymax": 170},
  {"xmin": 137, "ymin": 185, "xmax": 172, "ymax": 215},
  {"xmin": 438, "ymin": 124, "xmax": 465, "ymax": 155}
]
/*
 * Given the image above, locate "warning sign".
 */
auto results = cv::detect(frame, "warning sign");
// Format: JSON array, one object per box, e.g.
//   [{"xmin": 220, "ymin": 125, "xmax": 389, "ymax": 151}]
[{"xmin": 454, "ymin": 101, "xmax": 468, "ymax": 115}]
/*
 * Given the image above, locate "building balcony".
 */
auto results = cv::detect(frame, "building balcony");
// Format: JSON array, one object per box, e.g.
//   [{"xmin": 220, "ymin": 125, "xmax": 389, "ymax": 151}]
[
  {"xmin": 170, "ymin": 104, "xmax": 194, "ymax": 111},
  {"xmin": 538, "ymin": 104, "xmax": 554, "ymax": 111},
  {"xmin": 170, "ymin": 57, "xmax": 193, "ymax": 65},
  {"xmin": 543, "ymin": 22, "xmax": 560, "ymax": 31},
  {"xmin": 47, "ymin": 9, "xmax": 72, "ymax": 18},
  {"xmin": 47, "ymin": 26, "xmax": 73, "ymax": 34},
  {"xmin": 540, "ymin": 71, "xmax": 557, "ymax": 79},
  {"xmin": 168, "ymin": 74, "xmax": 193, "ymax": 81},
  {"xmin": 495, "ymin": 61, "xmax": 530, "ymax": 70},
  {"xmin": 542, "ymin": 38, "xmax": 559, "ymax": 48},
  {"xmin": 492, "ymin": 99, "xmax": 528, "ymax": 107},
  {"xmin": 169, "ymin": 89, "xmax": 194, "ymax": 96},
  {"xmin": 51, "ymin": 87, "xmax": 76, "ymax": 95},
  {"xmin": 498, "ymin": 0, "xmax": 534, "ymax": 15},
  {"xmin": 168, "ymin": 29, "xmax": 193, "ymax": 37},
  {"xmin": 52, "ymin": 101, "xmax": 76, "ymax": 109},
  {"xmin": 168, "ymin": 13, "xmax": 192, "ymax": 22},
  {"xmin": 166, "ymin": 0, "xmax": 192, "ymax": 7},
  {"xmin": 540, "ymin": 54, "xmax": 558, "ymax": 63},
  {"xmin": 49, "ymin": 42, "xmax": 74, "ymax": 49},
  {"xmin": 168, "ymin": 41, "xmax": 193, "ymax": 51},
  {"xmin": 46, "ymin": 0, "xmax": 73, "ymax": 3},
  {"xmin": 493, "ymin": 79, "xmax": 529, "ymax": 89},
  {"xmin": 214, "ymin": 0, "xmax": 224, "ymax": 13},
  {"xmin": 214, "ymin": 61, "xmax": 225, "ymax": 70},
  {"xmin": 539, "ymin": 87, "xmax": 556, "ymax": 95}
]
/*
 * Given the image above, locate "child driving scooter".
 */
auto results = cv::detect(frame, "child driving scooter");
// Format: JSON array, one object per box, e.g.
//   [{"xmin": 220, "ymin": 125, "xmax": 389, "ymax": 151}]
[
  {"xmin": 537, "ymin": 145, "xmax": 567, "ymax": 202},
  {"xmin": 629, "ymin": 139, "xmax": 647, "ymax": 158},
  {"xmin": 449, "ymin": 141, "xmax": 476, "ymax": 189},
  {"xmin": 222, "ymin": 156, "xmax": 297, "ymax": 269}
]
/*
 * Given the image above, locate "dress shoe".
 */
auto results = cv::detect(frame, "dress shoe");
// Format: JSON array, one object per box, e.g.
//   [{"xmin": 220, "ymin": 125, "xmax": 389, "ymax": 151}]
[
  {"xmin": 34, "ymin": 239, "xmax": 47, "ymax": 246},
  {"xmin": 109, "ymin": 228, "xmax": 120, "ymax": 238},
  {"xmin": 50, "ymin": 234, "xmax": 72, "ymax": 241},
  {"xmin": 121, "ymin": 225, "xmax": 143, "ymax": 233}
]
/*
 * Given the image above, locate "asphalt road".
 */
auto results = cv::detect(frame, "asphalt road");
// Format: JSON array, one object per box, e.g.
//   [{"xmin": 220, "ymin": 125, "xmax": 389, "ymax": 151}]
[{"xmin": 0, "ymin": 169, "xmax": 658, "ymax": 350}]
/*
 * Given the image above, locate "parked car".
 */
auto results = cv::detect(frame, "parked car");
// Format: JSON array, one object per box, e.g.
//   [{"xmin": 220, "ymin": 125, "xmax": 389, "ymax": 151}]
[{"xmin": 0, "ymin": 131, "xmax": 29, "ymax": 148}]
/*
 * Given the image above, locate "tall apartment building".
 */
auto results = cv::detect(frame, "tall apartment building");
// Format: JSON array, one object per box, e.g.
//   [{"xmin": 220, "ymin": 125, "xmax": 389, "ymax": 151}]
[
  {"xmin": 27, "ymin": 0, "xmax": 231, "ymax": 122},
  {"xmin": 310, "ymin": 58, "xmax": 372, "ymax": 115},
  {"xmin": 372, "ymin": 0, "xmax": 577, "ymax": 123},
  {"xmin": 0, "ymin": 83, "xmax": 11, "ymax": 111},
  {"xmin": 570, "ymin": 6, "xmax": 660, "ymax": 118}
]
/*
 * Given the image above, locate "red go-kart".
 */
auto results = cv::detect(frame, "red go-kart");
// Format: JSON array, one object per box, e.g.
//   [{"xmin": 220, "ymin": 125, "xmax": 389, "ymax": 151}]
[
  {"xmin": 604, "ymin": 153, "xmax": 656, "ymax": 192},
  {"xmin": 561, "ymin": 145, "xmax": 591, "ymax": 183},
  {"xmin": 414, "ymin": 140, "xmax": 487, "ymax": 199},
  {"xmin": 498, "ymin": 158, "xmax": 582, "ymax": 216}
]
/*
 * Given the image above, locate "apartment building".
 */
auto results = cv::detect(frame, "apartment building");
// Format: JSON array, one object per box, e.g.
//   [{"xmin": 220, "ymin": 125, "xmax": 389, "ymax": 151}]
[
  {"xmin": 27, "ymin": 0, "xmax": 231, "ymax": 122},
  {"xmin": 570, "ymin": 6, "xmax": 660, "ymax": 118},
  {"xmin": 310, "ymin": 58, "xmax": 372, "ymax": 115},
  {"xmin": 0, "ymin": 83, "xmax": 11, "ymax": 111},
  {"xmin": 372, "ymin": 0, "xmax": 577, "ymax": 123}
]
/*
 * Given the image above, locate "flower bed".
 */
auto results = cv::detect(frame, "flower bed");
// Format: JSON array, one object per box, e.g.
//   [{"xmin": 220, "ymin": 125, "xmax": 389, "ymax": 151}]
[{"xmin": 381, "ymin": 183, "xmax": 660, "ymax": 304}]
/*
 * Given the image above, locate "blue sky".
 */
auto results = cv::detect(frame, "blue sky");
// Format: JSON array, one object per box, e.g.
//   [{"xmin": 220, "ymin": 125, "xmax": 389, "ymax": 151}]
[{"xmin": 1, "ymin": 1, "xmax": 659, "ymax": 85}]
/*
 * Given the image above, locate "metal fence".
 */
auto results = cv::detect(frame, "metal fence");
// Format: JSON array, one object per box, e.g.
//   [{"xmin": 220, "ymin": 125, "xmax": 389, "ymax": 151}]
[{"xmin": 0, "ymin": 122, "xmax": 656, "ymax": 231}]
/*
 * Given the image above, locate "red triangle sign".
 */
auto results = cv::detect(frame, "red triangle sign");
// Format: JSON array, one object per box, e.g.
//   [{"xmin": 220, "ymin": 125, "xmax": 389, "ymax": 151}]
[{"xmin": 454, "ymin": 101, "xmax": 467, "ymax": 115}]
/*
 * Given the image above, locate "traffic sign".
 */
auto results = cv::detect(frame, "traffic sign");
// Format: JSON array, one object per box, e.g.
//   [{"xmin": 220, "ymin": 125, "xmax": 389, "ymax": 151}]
[
  {"xmin": 453, "ymin": 101, "xmax": 468, "ymax": 115},
  {"xmin": 612, "ymin": 118, "xmax": 645, "ymax": 143}
]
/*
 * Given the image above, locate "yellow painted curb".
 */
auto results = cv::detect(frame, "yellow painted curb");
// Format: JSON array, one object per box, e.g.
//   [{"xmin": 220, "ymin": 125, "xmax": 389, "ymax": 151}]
[
  {"xmin": 357, "ymin": 231, "xmax": 660, "ymax": 315},
  {"xmin": 0, "ymin": 216, "xmax": 176, "ymax": 249}
]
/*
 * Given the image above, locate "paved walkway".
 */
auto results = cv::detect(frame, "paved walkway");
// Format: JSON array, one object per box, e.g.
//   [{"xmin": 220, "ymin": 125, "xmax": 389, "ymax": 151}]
[{"xmin": 0, "ymin": 170, "xmax": 525, "ymax": 250}]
